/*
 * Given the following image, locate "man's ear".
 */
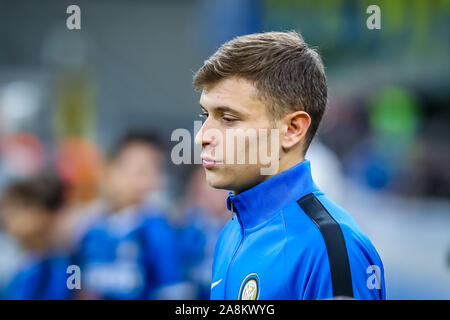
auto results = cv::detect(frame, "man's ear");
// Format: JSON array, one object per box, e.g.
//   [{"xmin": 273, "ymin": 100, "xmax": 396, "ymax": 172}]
[{"xmin": 280, "ymin": 111, "xmax": 311, "ymax": 151}]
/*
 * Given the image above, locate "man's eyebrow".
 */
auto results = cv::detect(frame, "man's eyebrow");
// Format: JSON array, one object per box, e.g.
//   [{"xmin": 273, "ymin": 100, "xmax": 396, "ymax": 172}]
[{"xmin": 199, "ymin": 104, "xmax": 246, "ymax": 117}]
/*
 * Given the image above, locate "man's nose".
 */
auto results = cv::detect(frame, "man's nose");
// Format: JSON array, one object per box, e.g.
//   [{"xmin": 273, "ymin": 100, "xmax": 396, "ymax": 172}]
[{"xmin": 195, "ymin": 119, "xmax": 214, "ymax": 147}]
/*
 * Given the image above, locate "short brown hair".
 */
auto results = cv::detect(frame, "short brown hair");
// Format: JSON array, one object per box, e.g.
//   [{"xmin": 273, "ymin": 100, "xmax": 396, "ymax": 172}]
[
  {"xmin": 193, "ymin": 31, "xmax": 327, "ymax": 153},
  {"xmin": 1, "ymin": 173, "xmax": 65, "ymax": 213}
]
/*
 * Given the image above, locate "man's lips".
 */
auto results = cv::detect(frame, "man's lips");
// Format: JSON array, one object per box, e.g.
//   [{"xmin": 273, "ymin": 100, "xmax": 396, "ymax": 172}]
[{"xmin": 201, "ymin": 156, "xmax": 223, "ymax": 168}]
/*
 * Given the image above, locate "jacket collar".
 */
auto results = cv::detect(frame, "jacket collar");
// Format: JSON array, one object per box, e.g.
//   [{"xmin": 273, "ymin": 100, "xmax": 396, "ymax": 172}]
[{"xmin": 226, "ymin": 159, "xmax": 319, "ymax": 230}]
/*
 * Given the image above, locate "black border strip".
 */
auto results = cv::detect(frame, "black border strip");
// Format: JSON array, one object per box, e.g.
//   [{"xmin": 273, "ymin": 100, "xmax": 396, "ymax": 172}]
[{"xmin": 297, "ymin": 193, "xmax": 354, "ymax": 298}]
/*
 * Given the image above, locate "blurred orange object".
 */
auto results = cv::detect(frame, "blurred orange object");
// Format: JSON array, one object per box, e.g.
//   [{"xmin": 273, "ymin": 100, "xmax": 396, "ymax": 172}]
[{"xmin": 55, "ymin": 137, "xmax": 104, "ymax": 203}]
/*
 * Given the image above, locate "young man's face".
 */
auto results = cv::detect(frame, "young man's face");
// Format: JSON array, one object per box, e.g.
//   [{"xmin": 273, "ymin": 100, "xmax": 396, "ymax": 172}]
[
  {"xmin": 104, "ymin": 143, "xmax": 163, "ymax": 211},
  {"xmin": 195, "ymin": 77, "xmax": 280, "ymax": 193},
  {"xmin": 1, "ymin": 202, "xmax": 53, "ymax": 250}
]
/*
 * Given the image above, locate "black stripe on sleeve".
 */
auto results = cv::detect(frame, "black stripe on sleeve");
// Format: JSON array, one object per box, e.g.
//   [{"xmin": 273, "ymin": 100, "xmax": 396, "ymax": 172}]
[{"xmin": 297, "ymin": 193, "xmax": 354, "ymax": 298}]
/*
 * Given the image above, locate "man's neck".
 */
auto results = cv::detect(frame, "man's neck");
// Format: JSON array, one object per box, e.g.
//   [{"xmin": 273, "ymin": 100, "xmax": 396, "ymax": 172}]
[{"xmin": 232, "ymin": 155, "xmax": 305, "ymax": 195}]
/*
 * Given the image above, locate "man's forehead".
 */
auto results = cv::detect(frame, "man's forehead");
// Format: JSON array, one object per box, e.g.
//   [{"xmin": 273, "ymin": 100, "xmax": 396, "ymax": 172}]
[{"xmin": 199, "ymin": 77, "xmax": 262, "ymax": 112}]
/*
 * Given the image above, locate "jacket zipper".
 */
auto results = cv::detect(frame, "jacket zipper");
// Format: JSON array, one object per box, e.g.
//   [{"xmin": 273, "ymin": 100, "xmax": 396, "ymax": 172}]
[{"xmin": 224, "ymin": 199, "xmax": 245, "ymax": 299}]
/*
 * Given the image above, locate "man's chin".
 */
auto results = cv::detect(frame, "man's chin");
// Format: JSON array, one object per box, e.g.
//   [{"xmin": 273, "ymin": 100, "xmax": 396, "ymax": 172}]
[
  {"xmin": 204, "ymin": 169, "xmax": 231, "ymax": 190},
  {"xmin": 205, "ymin": 178, "xmax": 230, "ymax": 191},
  {"xmin": 204, "ymin": 166, "xmax": 262, "ymax": 192}
]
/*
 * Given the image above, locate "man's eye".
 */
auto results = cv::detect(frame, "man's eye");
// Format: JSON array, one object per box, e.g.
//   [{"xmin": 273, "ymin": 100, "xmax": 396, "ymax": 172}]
[
  {"xmin": 199, "ymin": 112, "xmax": 208, "ymax": 118},
  {"xmin": 222, "ymin": 117, "xmax": 237, "ymax": 123}
]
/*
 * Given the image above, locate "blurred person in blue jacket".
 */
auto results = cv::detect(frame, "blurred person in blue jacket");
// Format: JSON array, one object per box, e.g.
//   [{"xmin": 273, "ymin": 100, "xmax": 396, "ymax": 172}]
[
  {"xmin": 0, "ymin": 173, "xmax": 73, "ymax": 300},
  {"xmin": 177, "ymin": 166, "xmax": 229, "ymax": 299},
  {"xmin": 73, "ymin": 132, "xmax": 184, "ymax": 299}
]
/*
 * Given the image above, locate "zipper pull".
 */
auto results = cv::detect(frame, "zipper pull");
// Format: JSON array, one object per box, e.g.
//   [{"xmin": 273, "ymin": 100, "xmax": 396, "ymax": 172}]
[{"xmin": 230, "ymin": 199, "xmax": 235, "ymax": 220}]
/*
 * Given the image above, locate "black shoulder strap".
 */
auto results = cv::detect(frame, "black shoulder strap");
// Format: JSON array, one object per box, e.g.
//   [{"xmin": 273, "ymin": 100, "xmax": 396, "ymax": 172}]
[{"xmin": 297, "ymin": 193, "xmax": 354, "ymax": 298}]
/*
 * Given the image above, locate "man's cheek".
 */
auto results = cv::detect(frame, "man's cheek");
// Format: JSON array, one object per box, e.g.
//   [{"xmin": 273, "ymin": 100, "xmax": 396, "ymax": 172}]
[{"xmin": 222, "ymin": 135, "xmax": 232, "ymax": 164}]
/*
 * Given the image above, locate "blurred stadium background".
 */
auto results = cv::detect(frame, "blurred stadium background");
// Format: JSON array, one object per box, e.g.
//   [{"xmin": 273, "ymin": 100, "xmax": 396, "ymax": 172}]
[{"xmin": 0, "ymin": 0, "xmax": 449, "ymax": 299}]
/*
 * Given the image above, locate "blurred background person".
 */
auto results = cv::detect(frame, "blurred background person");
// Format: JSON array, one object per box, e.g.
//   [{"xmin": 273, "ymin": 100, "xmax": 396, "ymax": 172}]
[
  {"xmin": 73, "ymin": 131, "xmax": 186, "ymax": 299},
  {"xmin": 307, "ymin": 139, "xmax": 346, "ymax": 205},
  {"xmin": 51, "ymin": 137, "xmax": 106, "ymax": 253},
  {"xmin": 0, "ymin": 133, "xmax": 46, "ymax": 290},
  {"xmin": 176, "ymin": 166, "xmax": 229, "ymax": 300},
  {"xmin": 0, "ymin": 0, "xmax": 448, "ymax": 299},
  {"xmin": 0, "ymin": 173, "xmax": 72, "ymax": 300}
]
